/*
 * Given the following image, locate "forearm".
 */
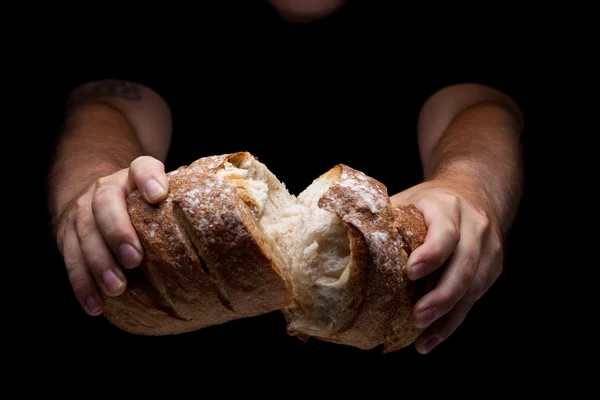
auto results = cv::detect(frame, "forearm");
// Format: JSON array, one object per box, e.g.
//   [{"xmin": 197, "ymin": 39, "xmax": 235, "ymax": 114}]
[
  {"xmin": 48, "ymin": 79, "xmax": 172, "ymax": 230},
  {"xmin": 48, "ymin": 103, "xmax": 143, "ymax": 225},
  {"xmin": 389, "ymin": 96, "xmax": 523, "ymax": 353},
  {"xmin": 421, "ymin": 102, "xmax": 524, "ymax": 233}
]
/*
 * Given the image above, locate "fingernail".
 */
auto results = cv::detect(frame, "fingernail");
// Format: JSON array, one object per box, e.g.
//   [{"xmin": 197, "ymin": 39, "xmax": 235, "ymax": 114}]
[
  {"xmin": 415, "ymin": 307, "xmax": 437, "ymax": 328},
  {"xmin": 145, "ymin": 178, "xmax": 165, "ymax": 201},
  {"xmin": 102, "ymin": 269, "xmax": 124, "ymax": 293},
  {"xmin": 86, "ymin": 295, "xmax": 102, "ymax": 315},
  {"xmin": 118, "ymin": 243, "xmax": 141, "ymax": 268},
  {"xmin": 421, "ymin": 335, "xmax": 442, "ymax": 354},
  {"xmin": 407, "ymin": 262, "xmax": 428, "ymax": 280}
]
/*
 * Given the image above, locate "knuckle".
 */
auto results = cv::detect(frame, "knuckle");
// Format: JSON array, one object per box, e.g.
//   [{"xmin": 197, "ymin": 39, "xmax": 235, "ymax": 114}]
[
  {"xmin": 414, "ymin": 198, "xmax": 430, "ymax": 211},
  {"xmin": 441, "ymin": 192, "xmax": 460, "ymax": 211},
  {"xmin": 94, "ymin": 176, "xmax": 113, "ymax": 192},
  {"xmin": 104, "ymin": 221, "xmax": 131, "ymax": 243},
  {"xmin": 74, "ymin": 195, "xmax": 88, "ymax": 213},
  {"xmin": 67, "ymin": 265, "xmax": 92, "ymax": 295},
  {"xmin": 63, "ymin": 252, "xmax": 80, "ymax": 270},
  {"xmin": 131, "ymin": 155, "xmax": 151, "ymax": 166},
  {"xmin": 75, "ymin": 215, "xmax": 94, "ymax": 241},
  {"xmin": 435, "ymin": 288, "xmax": 456, "ymax": 310},
  {"xmin": 131, "ymin": 155, "xmax": 163, "ymax": 171},
  {"xmin": 491, "ymin": 234, "xmax": 503, "ymax": 254},
  {"xmin": 70, "ymin": 275, "xmax": 92, "ymax": 296},
  {"xmin": 444, "ymin": 219, "xmax": 460, "ymax": 240},
  {"xmin": 91, "ymin": 187, "xmax": 115, "ymax": 212},
  {"xmin": 97, "ymin": 175, "xmax": 112, "ymax": 187},
  {"xmin": 153, "ymin": 158, "xmax": 165, "ymax": 170},
  {"xmin": 438, "ymin": 192, "xmax": 455, "ymax": 203},
  {"xmin": 86, "ymin": 250, "xmax": 112, "ymax": 274},
  {"xmin": 474, "ymin": 210, "xmax": 490, "ymax": 233}
]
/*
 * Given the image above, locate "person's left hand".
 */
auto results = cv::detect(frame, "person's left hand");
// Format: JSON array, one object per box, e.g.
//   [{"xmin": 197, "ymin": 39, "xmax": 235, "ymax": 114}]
[{"xmin": 391, "ymin": 177, "xmax": 504, "ymax": 354}]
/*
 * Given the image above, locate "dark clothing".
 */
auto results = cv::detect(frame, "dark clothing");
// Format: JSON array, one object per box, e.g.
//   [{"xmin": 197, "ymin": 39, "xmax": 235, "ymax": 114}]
[
  {"xmin": 35, "ymin": 3, "xmax": 536, "ymax": 365},
  {"xmin": 58, "ymin": 2, "xmax": 523, "ymax": 196}
]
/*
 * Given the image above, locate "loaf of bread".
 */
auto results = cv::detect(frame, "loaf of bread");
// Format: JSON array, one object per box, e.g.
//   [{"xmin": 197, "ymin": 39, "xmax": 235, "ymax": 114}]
[{"xmin": 102, "ymin": 152, "xmax": 427, "ymax": 352}]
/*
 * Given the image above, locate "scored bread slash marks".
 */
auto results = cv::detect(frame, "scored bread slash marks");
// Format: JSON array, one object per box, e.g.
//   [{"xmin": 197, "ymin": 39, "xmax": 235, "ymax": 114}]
[
  {"xmin": 111, "ymin": 152, "xmax": 425, "ymax": 348},
  {"xmin": 173, "ymin": 204, "xmax": 234, "ymax": 312},
  {"xmin": 123, "ymin": 268, "xmax": 191, "ymax": 322}
]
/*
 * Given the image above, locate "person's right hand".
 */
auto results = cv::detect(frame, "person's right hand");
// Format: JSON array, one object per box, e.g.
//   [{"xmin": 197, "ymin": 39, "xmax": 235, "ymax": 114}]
[{"xmin": 56, "ymin": 156, "xmax": 169, "ymax": 316}]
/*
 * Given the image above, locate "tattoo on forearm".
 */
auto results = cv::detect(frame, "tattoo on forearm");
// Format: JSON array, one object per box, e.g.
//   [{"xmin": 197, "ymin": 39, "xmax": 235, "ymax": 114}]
[{"xmin": 67, "ymin": 79, "xmax": 142, "ymax": 108}]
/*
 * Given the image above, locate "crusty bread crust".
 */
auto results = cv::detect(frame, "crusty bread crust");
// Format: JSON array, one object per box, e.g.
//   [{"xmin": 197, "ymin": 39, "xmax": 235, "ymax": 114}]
[
  {"xmin": 384, "ymin": 204, "xmax": 428, "ymax": 352},
  {"xmin": 102, "ymin": 152, "xmax": 426, "ymax": 352},
  {"xmin": 282, "ymin": 165, "xmax": 427, "ymax": 351},
  {"xmin": 102, "ymin": 153, "xmax": 294, "ymax": 335}
]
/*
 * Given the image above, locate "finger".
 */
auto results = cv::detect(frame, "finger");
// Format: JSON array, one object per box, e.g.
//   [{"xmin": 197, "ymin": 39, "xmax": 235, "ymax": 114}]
[
  {"xmin": 63, "ymin": 222, "xmax": 104, "ymax": 316},
  {"xmin": 129, "ymin": 155, "xmax": 168, "ymax": 203},
  {"xmin": 473, "ymin": 232, "xmax": 504, "ymax": 300},
  {"xmin": 414, "ymin": 288, "xmax": 478, "ymax": 355},
  {"xmin": 92, "ymin": 172, "xmax": 143, "ymax": 269},
  {"xmin": 75, "ymin": 196, "xmax": 127, "ymax": 297},
  {"xmin": 405, "ymin": 198, "xmax": 461, "ymax": 280},
  {"xmin": 412, "ymin": 226, "xmax": 481, "ymax": 328}
]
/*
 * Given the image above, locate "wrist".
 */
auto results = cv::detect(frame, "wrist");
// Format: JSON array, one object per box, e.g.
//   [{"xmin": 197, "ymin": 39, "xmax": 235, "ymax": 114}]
[
  {"xmin": 430, "ymin": 162, "xmax": 512, "ymax": 232},
  {"xmin": 429, "ymin": 159, "xmax": 486, "ymax": 192},
  {"xmin": 49, "ymin": 162, "xmax": 124, "ymax": 229}
]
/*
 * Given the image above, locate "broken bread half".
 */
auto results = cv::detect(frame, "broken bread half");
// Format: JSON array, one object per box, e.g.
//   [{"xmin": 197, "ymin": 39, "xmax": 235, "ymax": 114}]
[
  {"xmin": 102, "ymin": 152, "xmax": 295, "ymax": 335},
  {"xmin": 103, "ymin": 152, "xmax": 427, "ymax": 352}
]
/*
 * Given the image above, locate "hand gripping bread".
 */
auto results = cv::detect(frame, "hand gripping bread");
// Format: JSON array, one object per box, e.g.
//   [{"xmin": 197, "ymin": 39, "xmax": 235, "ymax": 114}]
[
  {"xmin": 102, "ymin": 152, "xmax": 427, "ymax": 352},
  {"xmin": 262, "ymin": 162, "xmax": 428, "ymax": 352},
  {"xmin": 101, "ymin": 153, "xmax": 295, "ymax": 335}
]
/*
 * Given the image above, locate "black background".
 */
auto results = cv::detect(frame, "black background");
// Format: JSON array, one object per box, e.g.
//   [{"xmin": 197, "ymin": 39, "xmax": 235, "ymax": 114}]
[{"xmin": 16, "ymin": 0, "xmax": 595, "ymax": 382}]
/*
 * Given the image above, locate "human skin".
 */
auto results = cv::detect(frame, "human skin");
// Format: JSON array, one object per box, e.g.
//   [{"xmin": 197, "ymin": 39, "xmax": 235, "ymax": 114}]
[
  {"xmin": 49, "ymin": 80, "xmax": 173, "ymax": 315},
  {"xmin": 48, "ymin": 2, "xmax": 523, "ymax": 355},
  {"xmin": 390, "ymin": 83, "xmax": 524, "ymax": 354}
]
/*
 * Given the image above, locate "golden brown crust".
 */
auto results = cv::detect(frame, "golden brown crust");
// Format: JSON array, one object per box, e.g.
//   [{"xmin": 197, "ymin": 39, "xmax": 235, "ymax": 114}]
[
  {"xmin": 101, "ymin": 268, "xmax": 205, "ymax": 335},
  {"xmin": 384, "ymin": 204, "xmax": 428, "ymax": 352},
  {"xmin": 175, "ymin": 171, "xmax": 293, "ymax": 316},
  {"xmin": 102, "ymin": 151, "xmax": 426, "ymax": 349},
  {"xmin": 102, "ymin": 153, "xmax": 294, "ymax": 335},
  {"xmin": 392, "ymin": 204, "xmax": 428, "ymax": 254},
  {"xmin": 286, "ymin": 165, "xmax": 427, "ymax": 351}
]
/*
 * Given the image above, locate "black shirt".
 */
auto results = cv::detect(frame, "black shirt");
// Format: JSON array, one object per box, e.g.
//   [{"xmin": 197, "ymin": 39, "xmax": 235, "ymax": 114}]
[
  {"xmin": 57, "ymin": 3, "xmax": 523, "ymax": 198},
  {"xmin": 40, "ymin": 3, "xmax": 532, "ymax": 363}
]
